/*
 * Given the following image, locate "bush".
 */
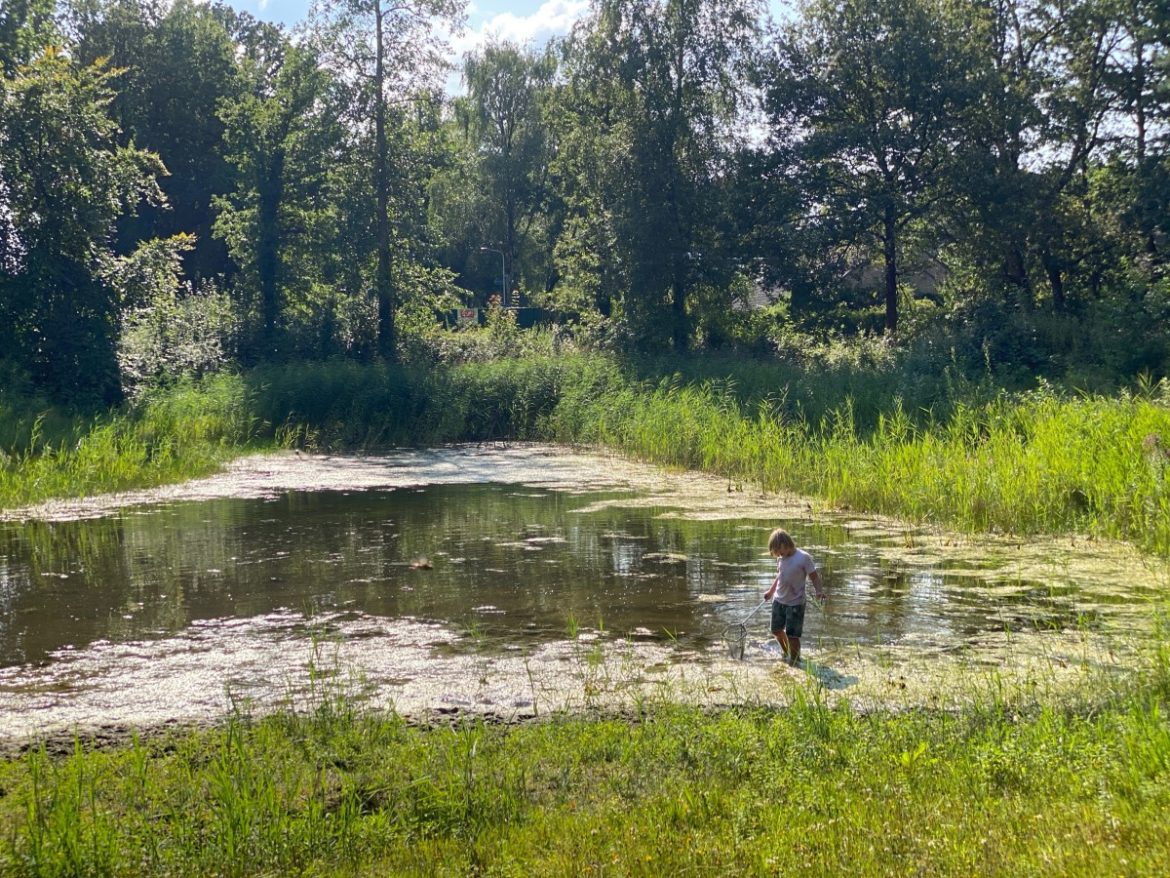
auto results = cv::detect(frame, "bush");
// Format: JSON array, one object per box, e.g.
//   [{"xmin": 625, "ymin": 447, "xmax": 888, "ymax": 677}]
[{"xmin": 113, "ymin": 237, "xmax": 239, "ymax": 398}]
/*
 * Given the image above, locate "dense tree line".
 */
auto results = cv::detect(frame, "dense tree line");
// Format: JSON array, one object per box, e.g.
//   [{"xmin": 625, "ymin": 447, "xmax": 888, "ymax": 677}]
[{"xmin": 1, "ymin": 0, "xmax": 1167, "ymax": 404}]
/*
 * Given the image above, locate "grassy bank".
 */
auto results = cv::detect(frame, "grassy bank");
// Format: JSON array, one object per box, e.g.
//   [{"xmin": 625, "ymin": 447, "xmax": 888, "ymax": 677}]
[
  {"xmin": 2, "ymin": 655, "xmax": 1169, "ymax": 876},
  {"xmin": 546, "ymin": 365, "xmax": 1170, "ymax": 555},
  {"xmin": 3, "ymin": 353, "xmax": 1169, "ymax": 555},
  {"xmin": 0, "ymin": 377, "xmax": 260, "ymax": 510},
  {"xmin": 0, "ymin": 356, "xmax": 577, "ymax": 509}
]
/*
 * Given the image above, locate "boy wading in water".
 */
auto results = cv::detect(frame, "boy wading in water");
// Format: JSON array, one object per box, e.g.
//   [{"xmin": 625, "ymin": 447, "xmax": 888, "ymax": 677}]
[{"xmin": 764, "ymin": 529, "xmax": 825, "ymax": 667}]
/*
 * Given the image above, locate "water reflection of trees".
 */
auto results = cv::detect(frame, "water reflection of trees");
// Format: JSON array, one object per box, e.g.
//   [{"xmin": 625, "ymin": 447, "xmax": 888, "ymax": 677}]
[
  {"xmin": 810, "ymin": 525, "xmax": 955, "ymax": 645},
  {"xmin": 1, "ymin": 512, "xmax": 200, "ymax": 665},
  {"xmin": 2, "ymin": 489, "xmax": 780, "ymax": 663},
  {"xmin": 0, "ymin": 488, "xmax": 1095, "ymax": 668}
]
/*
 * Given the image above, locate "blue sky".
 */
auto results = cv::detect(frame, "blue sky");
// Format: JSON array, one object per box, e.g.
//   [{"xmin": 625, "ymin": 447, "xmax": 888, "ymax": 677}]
[
  {"xmin": 238, "ymin": 1, "xmax": 603, "ymax": 94},
  {"xmin": 221, "ymin": 0, "xmax": 790, "ymax": 94},
  {"xmin": 228, "ymin": 1, "xmax": 595, "ymax": 39},
  {"xmin": 223, "ymin": 1, "xmax": 791, "ymax": 50},
  {"xmin": 211, "ymin": 2, "xmax": 584, "ymax": 96}
]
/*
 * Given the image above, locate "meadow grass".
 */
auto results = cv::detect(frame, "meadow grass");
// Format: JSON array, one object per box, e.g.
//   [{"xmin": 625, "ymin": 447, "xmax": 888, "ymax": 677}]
[{"xmin": 1, "ymin": 659, "xmax": 1168, "ymax": 877}]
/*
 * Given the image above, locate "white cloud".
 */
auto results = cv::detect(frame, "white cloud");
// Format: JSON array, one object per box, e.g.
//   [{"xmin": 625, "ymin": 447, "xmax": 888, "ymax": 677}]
[
  {"xmin": 441, "ymin": 0, "xmax": 589, "ymax": 95},
  {"xmin": 449, "ymin": 0, "xmax": 589, "ymax": 62}
]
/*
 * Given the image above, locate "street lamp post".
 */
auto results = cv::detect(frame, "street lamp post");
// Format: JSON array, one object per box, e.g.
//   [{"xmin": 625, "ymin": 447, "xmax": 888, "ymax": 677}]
[{"xmin": 479, "ymin": 246, "xmax": 506, "ymax": 308}]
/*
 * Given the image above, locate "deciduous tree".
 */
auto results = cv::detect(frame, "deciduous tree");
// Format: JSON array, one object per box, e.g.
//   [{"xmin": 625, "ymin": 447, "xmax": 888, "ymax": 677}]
[
  {"xmin": 762, "ymin": 0, "xmax": 976, "ymax": 334},
  {"xmin": 215, "ymin": 28, "xmax": 340, "ymax": 358},
  {"xmin": 310, "ymin": 0, "xmax": 465, "ymax": 361},
  {"xmin": 557, "ymin": 0, "xmax": 760, "ymax": 350},
  {"xmin": 0, "ymin": 48, "xmax": 166, "ymax": 402},
  {"xmin": 456, "ymin": 40, "xmax": 556, "ymax": 304}
]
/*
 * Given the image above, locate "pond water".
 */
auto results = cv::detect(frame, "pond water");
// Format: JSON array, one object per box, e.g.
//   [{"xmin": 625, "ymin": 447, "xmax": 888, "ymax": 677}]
[{"xmin": 0, "ymin": 445, "xmax": 1164, "ymax": 738}]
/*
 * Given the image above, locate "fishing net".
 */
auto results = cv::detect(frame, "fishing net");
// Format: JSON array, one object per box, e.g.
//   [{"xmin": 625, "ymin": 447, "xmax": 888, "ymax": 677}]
[
  {"xmin": 722, "ymin": 623, "xmax": 750, "ymax": 660},
  {"xmin": 720, "ymin": 599, "xmax": 769, "ymax": 661}
]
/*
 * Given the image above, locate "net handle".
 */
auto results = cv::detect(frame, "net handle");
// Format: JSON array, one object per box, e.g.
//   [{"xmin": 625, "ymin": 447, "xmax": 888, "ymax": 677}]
[{"xmin": 739, "ymin": 598, "xmax": 769, "ymax": 625}]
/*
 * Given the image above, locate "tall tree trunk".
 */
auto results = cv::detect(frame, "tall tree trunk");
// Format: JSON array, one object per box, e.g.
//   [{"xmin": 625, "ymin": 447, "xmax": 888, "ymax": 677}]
[
  {"xmin": 1003, "ymin": 244, "xmax": 1032, "ymax": 307},
  {"xmin": 1043, "ymin": 251, "xmax": 1065, "ymax": 312},
  {"xmin": 1134, "ymin": 37, "xmax": 1157, "ymax": 258},
  {"xmin": 505, "ymin": 195, "xmax": 516, "ymax": 307},
  {"xmin": 373, "ymin": 4, "xmax": 396, "ymax": 362},
  {"xmin": 258, "ymin": 151, "xmax": 283, "ymax": 357},
  {"xmin": 672, "ymin": 260, "xmax": 688, "ymax": 353},
  {"xmin": 882, "ymin": 201, "xmax": 898, "ymax": 335},
  {"xmin": 1135, "ymin": 37, "xmax": 1147, "ymax": 167},
  {"xmin": 668, "ymin": 172, "xmax": 688, "ymax": 352}
]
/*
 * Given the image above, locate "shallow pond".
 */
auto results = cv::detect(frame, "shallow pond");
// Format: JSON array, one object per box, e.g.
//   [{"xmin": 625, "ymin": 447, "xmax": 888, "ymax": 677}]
[{"xmin": 1, "ymin": 445, "xmax": 1164, "ymax": 739}]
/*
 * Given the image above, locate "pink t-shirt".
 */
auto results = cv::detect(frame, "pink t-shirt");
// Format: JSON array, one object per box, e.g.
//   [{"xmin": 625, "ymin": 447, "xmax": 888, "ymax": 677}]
[{"xmin": 774, "ymin": 548, "xmax": 817, "ymax": 606}]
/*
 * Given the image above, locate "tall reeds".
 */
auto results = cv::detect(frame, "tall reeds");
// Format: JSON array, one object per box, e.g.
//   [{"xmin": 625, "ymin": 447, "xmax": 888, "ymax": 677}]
[
  {"xmin": 541, "ymin": 366, "xmax": 1170, "ymax": 555},
  {"xmin": 4, "ymin": 353, "xmax": 1168, "ymax": 555},
  {"xmin": 0, "ymin": 375, "xmax": 258, "ymax": 509}
]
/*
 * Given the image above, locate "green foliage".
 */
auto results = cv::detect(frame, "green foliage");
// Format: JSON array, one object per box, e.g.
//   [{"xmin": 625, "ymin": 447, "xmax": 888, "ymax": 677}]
[
  {"xmin": 0, "ymin": 0, "xmax": 56, "ymax": 72},
  {"xmin": 395, "ymin": 261, "xmax": 466, "ymax": 361},
  {"xmin": 116, "ymin": 259, "xmax": 240, "ymax": 399},
  {"xmin": 761, "ymin": 0, "xmax": 978, "ymax": 333},
  {"xmin": 68, "ymin": 0, "xmax": 242, "ymax": 282},
  {"xmin": 446, "ymin": 40, "xmax": 558, "ymax": 302},
  {"xmin": 308, "ymin": 0, "xmax": 467, "ymax": 362},
  {"xmin": 552, "ymin": 0, "xmax": 760, "ymax": 350},
  {"xmin": 932, "ymin": 0, "xmax": 1167, "ymax": 314},
  {"xmin": 3, "ymin": 2, "xmax": 1170, "ymax": 559},
  {"xmin": 537, "ymin": 353, "xmax": 1170, "ymax": 554},
  {"xmin": 214, "ymin": 36, "xmax": 340, "ymax": 359},
  {"xmin": 242, "ymin": 354, "xmax": 576, "ymax": 449},
  {"xmin": 0, "ymin": 44, "xmax": 166, "ymax": 404},
  {"xmin": 0, "ymin": 374, "xmax": 257, "ymax": 508},
  {"xmin": 2, "ymin": 0, "xmax": 1164, "ymax": 393},
  {"xmin": 6, "ymin": 343, "xmax": 1170, "ymax": 554},
  {"xmin": 415, "ymin": 320, "xmax": 574, "ymax": 367},
  {"xmin": 0, "ymin": 377, "xmax": 84, "ymax": 462}
]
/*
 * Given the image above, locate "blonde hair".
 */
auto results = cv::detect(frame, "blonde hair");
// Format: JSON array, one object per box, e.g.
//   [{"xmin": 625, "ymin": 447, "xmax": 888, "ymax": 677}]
[{"xmin": 768, "ymin": 528, "xmax": 795, "ymax": 555}]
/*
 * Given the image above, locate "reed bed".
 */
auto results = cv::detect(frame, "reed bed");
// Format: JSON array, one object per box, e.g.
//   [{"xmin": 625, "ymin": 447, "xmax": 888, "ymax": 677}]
[
  {"xmin": 3, "ymin": 353, "xmax": 1169, "ymax": 554},
  {"xmin": 0, "ymin": 376, "xmax": 259, "ymax": 509},
  {"xmin": 552, "ymin": 374, "xmax": 1170, "ymax": 555}
]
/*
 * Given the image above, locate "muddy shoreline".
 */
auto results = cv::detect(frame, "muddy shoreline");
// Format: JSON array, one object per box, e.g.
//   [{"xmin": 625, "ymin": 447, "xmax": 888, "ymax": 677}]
[{"xmin": 0, "ymin": 707, "xmax": 540, "ymax": 762}]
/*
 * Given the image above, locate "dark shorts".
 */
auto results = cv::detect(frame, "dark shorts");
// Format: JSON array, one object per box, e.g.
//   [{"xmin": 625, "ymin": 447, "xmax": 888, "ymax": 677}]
[{"xmin": 771, "ymin": 602, "xmax": 806, "ymax": 638}]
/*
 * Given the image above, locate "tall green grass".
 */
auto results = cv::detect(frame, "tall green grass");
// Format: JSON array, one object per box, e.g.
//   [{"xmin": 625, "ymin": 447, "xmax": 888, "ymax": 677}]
[
  {"xmin": 4, "ymin": 352, "xmax": 1169, "ymax": 554},
  {"xmin": 0, "ymin": 375, "xmax": 259, "ymax": 509},
  {"xmin": 244, "ymin": 356, "xmax": 575, "ymax": 448},
  {"xmin": 549, "ymin": 374, "xmax": 1170, "ymax": 554}
]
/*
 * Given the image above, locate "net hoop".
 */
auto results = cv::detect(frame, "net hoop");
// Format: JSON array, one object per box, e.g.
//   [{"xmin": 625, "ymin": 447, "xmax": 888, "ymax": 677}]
[{"xmin": 721, "ymin": 623, "xmax": 749, "ymax": 660}]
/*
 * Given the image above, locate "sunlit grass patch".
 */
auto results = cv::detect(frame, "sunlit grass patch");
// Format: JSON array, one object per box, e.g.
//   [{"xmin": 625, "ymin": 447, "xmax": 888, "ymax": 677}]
[
  {"xmin": 2, "ymin": 674, "xmax": 1168, "ymax": 876},
  {"xmin": 0, "ymin": 375, "xmax": 259, "ymax": 510}
]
